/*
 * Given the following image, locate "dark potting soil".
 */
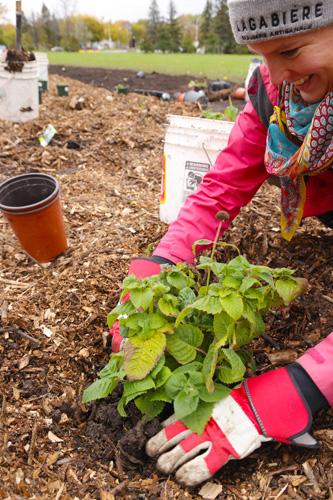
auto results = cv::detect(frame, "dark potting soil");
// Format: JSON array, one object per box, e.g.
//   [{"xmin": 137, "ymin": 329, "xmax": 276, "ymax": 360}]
[
  {"xmin": 5, "ymin": 48, "xmax": 36, "ymax": 72},
  {"xmin": 49, "ymin": 65, "xmax": 247, "ymax": 114},
  {"xmin": 49, "ymin": 65, "xmax": 213, "ymax": 95},
  {"xmin": 79, "ymin": 387, "xmax": 161, "ymax": 479}
]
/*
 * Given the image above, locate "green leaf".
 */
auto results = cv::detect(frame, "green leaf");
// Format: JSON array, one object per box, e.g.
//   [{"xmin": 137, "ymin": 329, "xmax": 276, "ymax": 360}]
[
  {"xmin": 192, "ymin": 239, "xmax": 213, "ymax": 255},
  {"xmin": 122, "ymin": 275, "xmax": 143, "ymax": 289},
  {"xmin": 202, "ymin": 343, "xmax": 219, "ymax": 393},
  {"xmin": 135, "ymin": 394, "xmax": 166, "ymax": 418},
  {"xmin": 182, "ymin": 400, "xmax": 214, "ymax": 435},
  {"xmin": 125, "ymin": 313, "xmax": 173, "ymax": 337},
  {"xmin": 177, "ymin": 324, "xmax": 204, "ymax": 346},
  {"xmin": 124, "ymin": 331, "xmax": 166, "ymax": 380},
  {"xmin": 192, "ymin": 295, "xmax": 223, "ymax": 314},
  {"xmin": 234, "ymin": 320, "xmax": 252, "ymax": 347},
  {"xmin": 213, "ymin": 311, "xmax": 233, "ymax": 344},
  {"xmin": 158, "ymin": 294, "xmax": 179, "ymax": 317},
  {"xmin": 155, "ymin": 366, "xmax": 172, "ymax": 388},
  {"xmin": 149, "ymin": 278, "xmax": 170, "ymax": 296},
  {"xmin": 119, "ymin": 324, "xmax": 128, "ymax": 339},
  {"xmin": 149, "ymin": 387, "xmax": 172, "ymax": 403},
  {"xmin": 117, "ymin": 396, "xmax": 127, "ymax": 417},
  {"xmin": 175, "ymin": 305, "xmax": 194, "ymax": 326},
  {"xmin": 240, "ymin": 277, "xmax": 260, "ymax": 293},
  {"xmin": 238, "ymin": 350, "xmax": 256, "ymax": 374},
  {"xmin": 223, "ymin": 275, "xmax": 241, "ymax": 289},
  {"xmin": 218, "ymin": 349, "xmax": 246, "ymax": 384},
  {"xmin": 271, "ymin": 267, "xmax": 295, "ymax": 278},
  {"xmin": 197, "ymin": 260, "xmax": 226, "ymax": 277},
  {"xmin": 220, "ymin": 292, "xmax": 244, "ymax": 321},
  {"xmin": 242, "ymin": 302, "xmax": 265, "ymax": 336},
  {"xmin": 218, "ymin": 288, "xmax": 233, "ymax": 298},
  {"xmin": 188, "ymin": 371, "xmax": 204, "ymax": 386},
  {"xmin": 166, "ymin": 324, "xmax": 203, "ymax": 364},
  {"xmin": 199, "ymin": 383, "xmax": 230, "ymax": 403},
  {"xmin": 167, "ymin": 270, "xmax": 191, "ymax": 290},
  {"xmin": 178, "ymin": 287, "xmax": 197, "ymax": 308},
  {"xmin": 150, "ymin": 355, "xmax": 166, "ymax": 378},
  {"xmin": 82, "ymin": 377, "xmax": 118, "ymax": 403},
  {"xmin": 130, "ymin": 287, "xmax": 154, "ymax": 311},
  {"xmin": 244, "ymin": 287, "xmax": 266, "ymax": 308},
  {"xmin": 228, "ymin": 255, "xmax": 251, "ymax": 270},
  {"xmin": 257, "ymin": 270, "xmax": 274, "ymax": 287},
  {"xmin": 174, "ymin": 389, "xmax": 199, "ymax": 420},
  {"xmin": 275, "ymin": 278, "xmax": 307, "ymax": 304},
  {"xmin": 98, "ymin": 353, "xmax": 124, "ymax": 378},
  {"xmin": 165, "ymin": 373, "xmax": 188, "ymax": 398},
  {"xmin": 172, "ymin": 362, "xmax": 203, "ymax": 376},
  {"xmin": 122, "ymin": 377, "xmax": 156, "ymax": 400},
  {"xmin": 107, "ymin": 300, "xmax": 136, "ymax": 328}
]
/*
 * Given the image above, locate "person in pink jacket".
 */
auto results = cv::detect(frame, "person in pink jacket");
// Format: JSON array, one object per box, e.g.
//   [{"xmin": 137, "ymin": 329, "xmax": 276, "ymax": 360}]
[{"xmin": 111, "ymin": 0, "xmax": 333, "ymax": 486}]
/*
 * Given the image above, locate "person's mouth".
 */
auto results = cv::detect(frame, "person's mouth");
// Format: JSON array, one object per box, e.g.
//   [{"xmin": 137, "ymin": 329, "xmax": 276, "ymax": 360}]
[{"xmin": 293, "ymin": 75, "xmax": 313, "ymax": 90}]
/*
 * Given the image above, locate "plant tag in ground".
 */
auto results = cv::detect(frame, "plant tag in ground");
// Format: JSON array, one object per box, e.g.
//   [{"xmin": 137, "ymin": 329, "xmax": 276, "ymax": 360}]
[
  {"xmin": 38, "ymin": 124, "xmax": 57, "ymax": 147},
  {"xmin": 199, "ymin": 482, "xmax": 223, "ymax": 499}
]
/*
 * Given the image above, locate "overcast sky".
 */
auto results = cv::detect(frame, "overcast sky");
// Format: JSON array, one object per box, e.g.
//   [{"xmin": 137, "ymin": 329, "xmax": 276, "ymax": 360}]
[{"xmin": 3, "ymin": 0, "xmax": 208, "ymax": 23}]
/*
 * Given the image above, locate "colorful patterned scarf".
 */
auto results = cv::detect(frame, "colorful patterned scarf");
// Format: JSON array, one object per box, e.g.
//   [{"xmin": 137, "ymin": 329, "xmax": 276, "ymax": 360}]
[{"xmin": 265, "ymin": 83, "xmax": 333, "ymax": 241}]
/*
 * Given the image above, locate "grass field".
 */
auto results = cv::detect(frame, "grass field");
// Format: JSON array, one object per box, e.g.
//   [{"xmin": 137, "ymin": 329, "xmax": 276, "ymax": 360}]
[{"xmin": 47, "ymin": 52, "xmax": 255, "ymax": 81}]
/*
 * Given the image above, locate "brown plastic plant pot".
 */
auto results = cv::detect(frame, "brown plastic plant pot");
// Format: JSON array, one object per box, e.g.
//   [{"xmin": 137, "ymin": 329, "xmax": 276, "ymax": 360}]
[{"xmin": 0, "ymin": 173, "xmax": 68, "ymax": 263}]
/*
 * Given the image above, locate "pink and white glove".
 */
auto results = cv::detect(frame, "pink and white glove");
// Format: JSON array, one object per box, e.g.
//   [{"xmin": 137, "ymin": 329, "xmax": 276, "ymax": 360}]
[
  {"xmin": 146, "ymin": 365, "xmax": 325, "ymax": 486},
  {"xmin": 110, "ymin": 257, "xmax": 170, "ymax": 352}
]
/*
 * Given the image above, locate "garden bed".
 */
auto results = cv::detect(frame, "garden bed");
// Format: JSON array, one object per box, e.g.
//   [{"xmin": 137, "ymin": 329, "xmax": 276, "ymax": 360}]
[{"xmin": 0, "ymin": 75, "xmax": 332, "ymax": 499}]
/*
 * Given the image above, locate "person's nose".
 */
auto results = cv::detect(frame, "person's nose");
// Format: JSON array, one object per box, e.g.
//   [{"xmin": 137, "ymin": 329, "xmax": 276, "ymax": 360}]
[{"xmin": 264, "ymin": 57, "xmax": 293, "ymax": 86}]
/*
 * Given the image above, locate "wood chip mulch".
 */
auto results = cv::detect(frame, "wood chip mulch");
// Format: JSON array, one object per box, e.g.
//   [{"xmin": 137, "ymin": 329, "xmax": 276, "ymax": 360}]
[{"xmin": 0, "ymin": 75, "xmax": 332, "ymax": 499}]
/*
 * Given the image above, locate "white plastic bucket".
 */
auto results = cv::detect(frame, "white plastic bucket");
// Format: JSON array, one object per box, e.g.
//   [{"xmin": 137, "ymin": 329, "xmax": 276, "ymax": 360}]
[
  {"xmin": 35, "ymin": 52, "xmax": 49, "ymax": 89},
  {"xmin": 160, "ymin": 114, "xmax": 234, "ymax": 224},
  {"xmin": 0, "ymin": 60, "xmax": 39, "ymax": 122}
]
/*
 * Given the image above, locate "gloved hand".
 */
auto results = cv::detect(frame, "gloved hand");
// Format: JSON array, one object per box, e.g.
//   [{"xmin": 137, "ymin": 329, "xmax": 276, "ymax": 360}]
[
  {"xmin": 110, "ymin": 256, "xmax": 174, "ymax": 352},
  {"xmin": 146, "ymin": 364, "xmax": 328, "ymax": 486}
]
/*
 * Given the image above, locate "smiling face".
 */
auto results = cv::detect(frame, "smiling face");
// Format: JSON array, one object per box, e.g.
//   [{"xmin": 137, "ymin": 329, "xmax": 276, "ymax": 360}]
[{"xmin": 248, "ymin": 25, "xmax": 333, "ymax": 103}]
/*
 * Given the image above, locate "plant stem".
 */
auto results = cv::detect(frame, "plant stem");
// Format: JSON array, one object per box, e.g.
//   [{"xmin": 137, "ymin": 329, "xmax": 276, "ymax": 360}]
[
  {"xmin": 220, "ymin": 242, "xmax": 241, "ymax": 255},
  {"xmin": 206, "ymin": 220, "xmax": 223, "ymax": 288}
]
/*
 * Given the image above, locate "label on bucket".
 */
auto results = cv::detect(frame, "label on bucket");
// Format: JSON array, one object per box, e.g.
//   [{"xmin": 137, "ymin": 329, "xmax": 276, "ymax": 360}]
[{"xmin": 183, "ymin": 161, "xmax": 210, "ymax": 200}]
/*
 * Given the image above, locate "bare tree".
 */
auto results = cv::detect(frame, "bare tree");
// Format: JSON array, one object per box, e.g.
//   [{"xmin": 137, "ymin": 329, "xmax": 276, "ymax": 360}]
[
  {"xmin": 57, "ymin": 0, "xmax": 77, "ymax": 38},
  {"xmin": 0, "ymin": 2, "xmax": 7, "ymax": 21},
  {"xmin": 57, "ymin": 0, "xmax": 77, "ymax": 19}
]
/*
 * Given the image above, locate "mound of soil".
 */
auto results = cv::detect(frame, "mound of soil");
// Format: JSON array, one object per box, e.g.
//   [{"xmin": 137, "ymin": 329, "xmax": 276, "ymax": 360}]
[{"xmin": 0, "ymin": 75, "xmax": 332, "ymax": 499}]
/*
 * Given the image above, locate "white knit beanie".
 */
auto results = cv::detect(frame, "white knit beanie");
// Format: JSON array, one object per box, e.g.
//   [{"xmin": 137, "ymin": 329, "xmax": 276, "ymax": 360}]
[{"xmin": 228, "ymin": 0, "xmax": 333, "ymax": 44}]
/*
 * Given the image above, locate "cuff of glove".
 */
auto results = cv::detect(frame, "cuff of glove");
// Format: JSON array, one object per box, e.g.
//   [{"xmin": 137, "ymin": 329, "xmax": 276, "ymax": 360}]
[
  {"xmin": 288, "ymin": 363, "xmax": 329, "ymax": 415},
  {"xmin": 244, "ymin": 367, "xmax": 315, "ymax": 446}
]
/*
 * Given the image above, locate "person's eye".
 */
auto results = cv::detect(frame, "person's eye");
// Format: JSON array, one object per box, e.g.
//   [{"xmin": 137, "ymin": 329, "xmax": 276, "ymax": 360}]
[{"xmin": 281, "ymin": 48, "xmax": 299, "ymax": 58}]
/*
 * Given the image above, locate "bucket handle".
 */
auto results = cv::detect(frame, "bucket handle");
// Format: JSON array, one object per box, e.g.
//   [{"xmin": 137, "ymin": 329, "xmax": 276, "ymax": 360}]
[{"xmin": 202, "ymin": 143, "xmax": 213, "ymax": 168}]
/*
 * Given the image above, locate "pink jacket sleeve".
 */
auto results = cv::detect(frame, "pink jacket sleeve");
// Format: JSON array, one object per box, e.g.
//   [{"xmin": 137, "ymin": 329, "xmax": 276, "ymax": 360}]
[
  {"xmin": 154, "ymin": 99, "xmax": 269, "ymax": 264},
  {"xmin": 297, "ymin": 332, "xmax": 333, "ymax": 407}
]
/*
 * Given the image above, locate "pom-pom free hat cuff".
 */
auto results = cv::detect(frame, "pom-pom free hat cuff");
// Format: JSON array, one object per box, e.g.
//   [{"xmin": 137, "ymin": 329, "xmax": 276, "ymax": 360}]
[{"xmin": 228, "ymin": 0, "xmax": 333, "ymax": 44}]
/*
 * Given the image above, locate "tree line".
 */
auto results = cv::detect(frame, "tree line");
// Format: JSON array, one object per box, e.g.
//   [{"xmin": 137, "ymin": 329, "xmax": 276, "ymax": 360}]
[{"xmin": 0, "ymin": 0, "xmax": 247, "ymax": 54}]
